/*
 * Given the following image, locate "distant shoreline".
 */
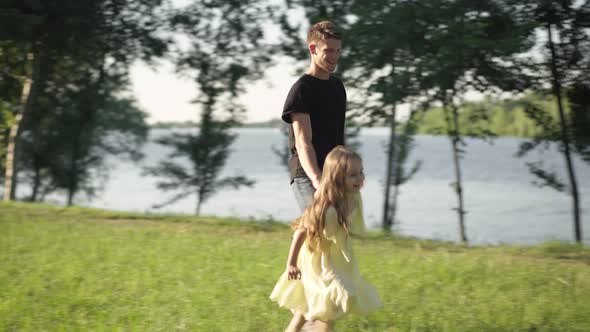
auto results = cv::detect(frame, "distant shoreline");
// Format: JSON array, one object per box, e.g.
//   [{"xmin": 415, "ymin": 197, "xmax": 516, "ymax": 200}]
[{"xmin": 150, "ymin": 119, "xmax": 285, "ymax": 129}]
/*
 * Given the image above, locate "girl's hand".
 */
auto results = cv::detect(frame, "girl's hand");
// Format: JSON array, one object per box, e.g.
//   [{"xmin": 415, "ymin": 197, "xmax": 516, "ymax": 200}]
[{"xmin": 286, "ymin": 265, "xmax": 301, "ymax": 280}]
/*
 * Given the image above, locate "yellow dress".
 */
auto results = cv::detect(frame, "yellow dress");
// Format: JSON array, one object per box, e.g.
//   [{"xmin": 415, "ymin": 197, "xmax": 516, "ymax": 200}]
[{"xmin": 269, "ymin": 194, "xmax": 382, "ymax": 321}]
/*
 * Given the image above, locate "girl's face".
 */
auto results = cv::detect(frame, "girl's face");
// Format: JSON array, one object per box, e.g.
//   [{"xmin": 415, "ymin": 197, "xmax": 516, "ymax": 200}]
[{"xmin": 344, "ymin": 159, "xmax": 364, "ymax": 193}]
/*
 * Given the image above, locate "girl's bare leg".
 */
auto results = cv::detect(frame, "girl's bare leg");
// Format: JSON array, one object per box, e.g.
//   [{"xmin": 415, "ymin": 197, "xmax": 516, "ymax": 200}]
[
  {"xmin": 285, "ymin": 311, "xmax": 306, "ymax": 332},
  {"xmin": 313, "ymin": 320, "xmax": 334, "ymax": 332}
]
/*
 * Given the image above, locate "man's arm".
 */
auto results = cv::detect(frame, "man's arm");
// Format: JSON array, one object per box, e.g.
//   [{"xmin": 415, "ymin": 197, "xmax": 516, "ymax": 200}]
[{"xmin": 291, "ymin": 112, "xmax": 321, "ymax": 189}]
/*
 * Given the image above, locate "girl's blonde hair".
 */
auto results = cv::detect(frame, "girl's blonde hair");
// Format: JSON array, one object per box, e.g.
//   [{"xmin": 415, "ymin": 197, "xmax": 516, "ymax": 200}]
[{"xmin": 292, "ymin": 145, "xmax": 362, "ymax": 251}]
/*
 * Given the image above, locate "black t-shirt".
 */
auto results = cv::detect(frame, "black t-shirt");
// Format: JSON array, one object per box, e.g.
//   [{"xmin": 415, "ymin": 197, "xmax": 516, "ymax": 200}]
[{"xmin": 281, "ymin": 74, "xmax": 347, "ymax": 182}]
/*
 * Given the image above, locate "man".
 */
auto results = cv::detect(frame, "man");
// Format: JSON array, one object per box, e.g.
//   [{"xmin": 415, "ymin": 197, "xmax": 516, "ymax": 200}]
[{"xmin": 282, "ymin": 21, "xmax": 346, "ymax": 212}]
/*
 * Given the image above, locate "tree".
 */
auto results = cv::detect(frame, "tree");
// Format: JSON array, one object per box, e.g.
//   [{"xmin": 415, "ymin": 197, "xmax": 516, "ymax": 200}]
[
  {"xmin": 145, "ymin": 111, "xmax": 254, "ymax": 215},
  {"xmin": 144, "ymin": 0, "xmax": 272, "ymax": 214},
  {"xmin": 568, "ymin": 83, "xmax": 590, "ymax": 163},
  {"xmin": 337, "ymin": 1, "xmax": 434, "ymax": 232},
  {"xmin": 406, "ymin": 0, "xmax": 536, "ymax": 244},
  {"xmin": 0, "ymin": 2, "xmax": 44, "ymax": 200},
  {"xmin": 0, "ymin": 0, "xmax": 169, "ymax": 201},
  {"xmin": 20, "ymin": 65, "xmax": 148, "ymax": 205},
  {"xmin": 513, "ymin": 0, "xmax": 590, "ymax": 243}
]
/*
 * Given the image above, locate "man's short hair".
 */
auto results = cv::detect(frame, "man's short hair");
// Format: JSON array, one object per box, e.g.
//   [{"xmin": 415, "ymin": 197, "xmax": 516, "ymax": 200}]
[{"xmin": 307, "ymin": 21, "xmax": 341, "ymax": 45}]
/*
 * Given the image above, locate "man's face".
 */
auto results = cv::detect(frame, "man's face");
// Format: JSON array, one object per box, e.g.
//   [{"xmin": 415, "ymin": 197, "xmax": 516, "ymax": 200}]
[{"xmin": 310, "ymin": 38, "xmax": 342, "ymax": 73}]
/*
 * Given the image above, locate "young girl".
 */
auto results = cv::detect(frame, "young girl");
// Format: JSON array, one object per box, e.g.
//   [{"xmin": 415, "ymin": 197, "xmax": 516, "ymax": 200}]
[{"xmin": 270, "ymin": 146, "xmax": 382, "ymax": 332}]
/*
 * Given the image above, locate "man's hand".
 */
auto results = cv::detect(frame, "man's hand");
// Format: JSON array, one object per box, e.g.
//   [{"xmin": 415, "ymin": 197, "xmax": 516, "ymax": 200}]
[
  {"xmin": 312, "ymin": 175, "xmax": 321, "ymax": 190},
  {"xmin": 286, "ymin": 264, "xmax": 302, "ymax": 280}
]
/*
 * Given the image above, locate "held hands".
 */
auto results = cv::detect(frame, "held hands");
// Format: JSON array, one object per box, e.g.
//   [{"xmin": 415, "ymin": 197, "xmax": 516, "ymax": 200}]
[
  {"xmin": 314, "ymin": 190, "xmax": 320, "ymax": 200},
  {"xmin": 312, "ymin": 174, "xmax": 321, "ymax": 191},
  {"xmin": 313, "ymin": 178, "xmax": 321, "ymax": 199},
  {"xmin": 286, "ymin": 264, "xmax": 302, "ymax": 280}
]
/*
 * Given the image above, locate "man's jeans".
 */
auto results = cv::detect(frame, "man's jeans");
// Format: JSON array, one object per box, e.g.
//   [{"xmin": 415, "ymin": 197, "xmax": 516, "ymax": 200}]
[{"xmin": 291, "ymin": 176, "xmax": 315, "ymax": 212}]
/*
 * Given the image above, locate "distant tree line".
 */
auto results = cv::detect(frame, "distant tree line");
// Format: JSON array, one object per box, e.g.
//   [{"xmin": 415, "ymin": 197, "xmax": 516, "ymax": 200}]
[{"xmin": 416, "ymin": 92, "xmax": 580, "ymax": 139}]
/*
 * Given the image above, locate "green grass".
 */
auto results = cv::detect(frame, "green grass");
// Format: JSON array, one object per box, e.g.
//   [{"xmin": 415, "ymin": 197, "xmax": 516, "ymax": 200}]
[{"xmin": 1, "ymin": 202, "xmax": 589, "ymax": 331}]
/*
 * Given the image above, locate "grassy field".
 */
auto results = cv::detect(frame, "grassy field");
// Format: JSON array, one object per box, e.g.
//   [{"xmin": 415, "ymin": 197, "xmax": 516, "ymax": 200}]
[{"xmin": 1, "ymin": 202, "xmax": 589, "ymax": 331}]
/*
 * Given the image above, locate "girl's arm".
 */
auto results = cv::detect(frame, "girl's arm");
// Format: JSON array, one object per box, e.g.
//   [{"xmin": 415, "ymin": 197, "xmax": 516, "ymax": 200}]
[{"xmin": 285, "ymin": 228, "xmax": 306, "ymax": 280}]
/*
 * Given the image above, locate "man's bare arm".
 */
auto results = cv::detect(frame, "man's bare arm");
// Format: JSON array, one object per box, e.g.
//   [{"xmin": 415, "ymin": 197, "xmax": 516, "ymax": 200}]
[{"xmin": 292, "ymin": 112, "xmax": 321, "ymax": 189}]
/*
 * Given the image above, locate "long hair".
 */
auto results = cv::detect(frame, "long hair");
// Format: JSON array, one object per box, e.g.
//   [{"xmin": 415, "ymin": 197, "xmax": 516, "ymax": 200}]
[{"xmin": 292, "ymin": 146, "xmax": 362, "ymax": 251}]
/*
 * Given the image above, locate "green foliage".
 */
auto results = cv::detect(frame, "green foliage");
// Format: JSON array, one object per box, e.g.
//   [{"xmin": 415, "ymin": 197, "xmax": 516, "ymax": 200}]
[
  {"xmin": 509, "ymin": 0, "xmax": 589, "ymax": 243},
  {"xmin": 517, "ymin": 0, "xmax": 590, "ymax": 88},
  {"xmin": 568, "ymin": 83, "xmax": 590, "ymax": 163},
  {"xmin": 511, "ymin": 89, "xmax": 590, "ymax": 194},
  {"xmin": 1, "ymin": 203, "xmax": 590, "ymax": 331},
  {"xmin": 143, "ymin": 0, "xmax": 272, "ymax": 214},
  {"xmin": 525, "ymin": 161, "xmax": 567, "ymax": 192},
  {"xmin": 8, "ymin": 52, "xmax": 150, "ymax": 204},
  {"xmin": 415, "ymin": 93, "xmax": 573, "ymax": 139},
  {"xmin": 0, "ymin": 40, "xmax": 28, "ymax": 182},
  {"xmin": 0, "ymin": 0, "xmax": 170, "ymax": 202},
  {"xmin": 27, "ymin": 96, "xmax": 148, "ymax": 203},
  {"xmin": 0, "ymin": 1, "xmax": 169, "ymax": 66},
  {"xmin": 171, "ymin": 0, "xmax": 272, "ymax": 98}
]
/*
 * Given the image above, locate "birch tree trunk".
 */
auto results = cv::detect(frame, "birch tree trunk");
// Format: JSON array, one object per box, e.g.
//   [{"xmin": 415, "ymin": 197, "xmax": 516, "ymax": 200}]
[
  {"xmin": 3, "ymin": 52, "xmax": 35, "ymax": 201},
  {"xmin": 547, "ymin": 23, "xmax": 582, "ymax": 243},
  {"xmin": 443, "ymin": 95, "xmax": 468, "ymax": 244}
]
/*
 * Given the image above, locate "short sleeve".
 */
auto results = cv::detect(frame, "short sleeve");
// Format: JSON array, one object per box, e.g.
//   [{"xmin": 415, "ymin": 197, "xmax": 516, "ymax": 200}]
[{"xmin": 281, "ymin": 80, "xmax": 312, "ymax": 124}]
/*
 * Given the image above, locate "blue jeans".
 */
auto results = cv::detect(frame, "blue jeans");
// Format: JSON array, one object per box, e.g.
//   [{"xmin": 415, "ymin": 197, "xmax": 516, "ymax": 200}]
[{"xmin": 291, "ymin": 176, "xmax": 315, "ymax": 212}]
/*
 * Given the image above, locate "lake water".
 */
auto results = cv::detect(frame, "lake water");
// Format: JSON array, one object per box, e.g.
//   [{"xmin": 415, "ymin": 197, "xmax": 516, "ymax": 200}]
[{"xmin": 58, "ymin": 128, "xmax": 590, "ymax": 245}]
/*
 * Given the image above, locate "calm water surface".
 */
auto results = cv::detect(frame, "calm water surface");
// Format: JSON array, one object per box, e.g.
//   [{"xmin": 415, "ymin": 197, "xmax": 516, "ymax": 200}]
[{"xmin": 68, "ymin": 128, "xmax": 590, "ymax": 245}]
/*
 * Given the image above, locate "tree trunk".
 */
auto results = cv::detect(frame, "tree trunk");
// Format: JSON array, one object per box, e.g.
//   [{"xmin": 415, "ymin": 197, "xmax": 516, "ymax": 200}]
[
  {"xmin": 30, "ymin": 158, "xmax": 41, "ymax": 201},
  {"xmin": 382, "ymin": 106, "xmax": 397, "ymax": 232},
  {"xmin": 67, "ymin": 116, "xmax": 84, "ymax": 206},
  {"xmin": 196, "ymin": 196, "xmax": 202, "ymax": 216},
  {"xmin": 67, "ymin": 182, "xmax": 75, "ymax": 206},
  {"xmin": 390, "ymin": 177, "xmax": 400, "ymax": 225},
  {"xmin": 547, "ymin": 23, "xmax": 582, "ymax": 243},
  {"xmin": 3, "ymin": 113, "xmax": 23, "ymax": 201},
  {"xmin": 66, "ymin": 159, "xmax": 77, "ymax": 206},
  {"xmin": 3, "ymin": 52, "xmax": 36, "ymax": 201},
  {"xmin": 66, "ymin": 139, "xmax": 79, "ymax": 206},
  {"xmin": 444, "ymin": 98, "xmax": 468, "ymax": 244},
  {"xmin": 451, "ymin": 103, "xmax": 467, "ymax": 244}
]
